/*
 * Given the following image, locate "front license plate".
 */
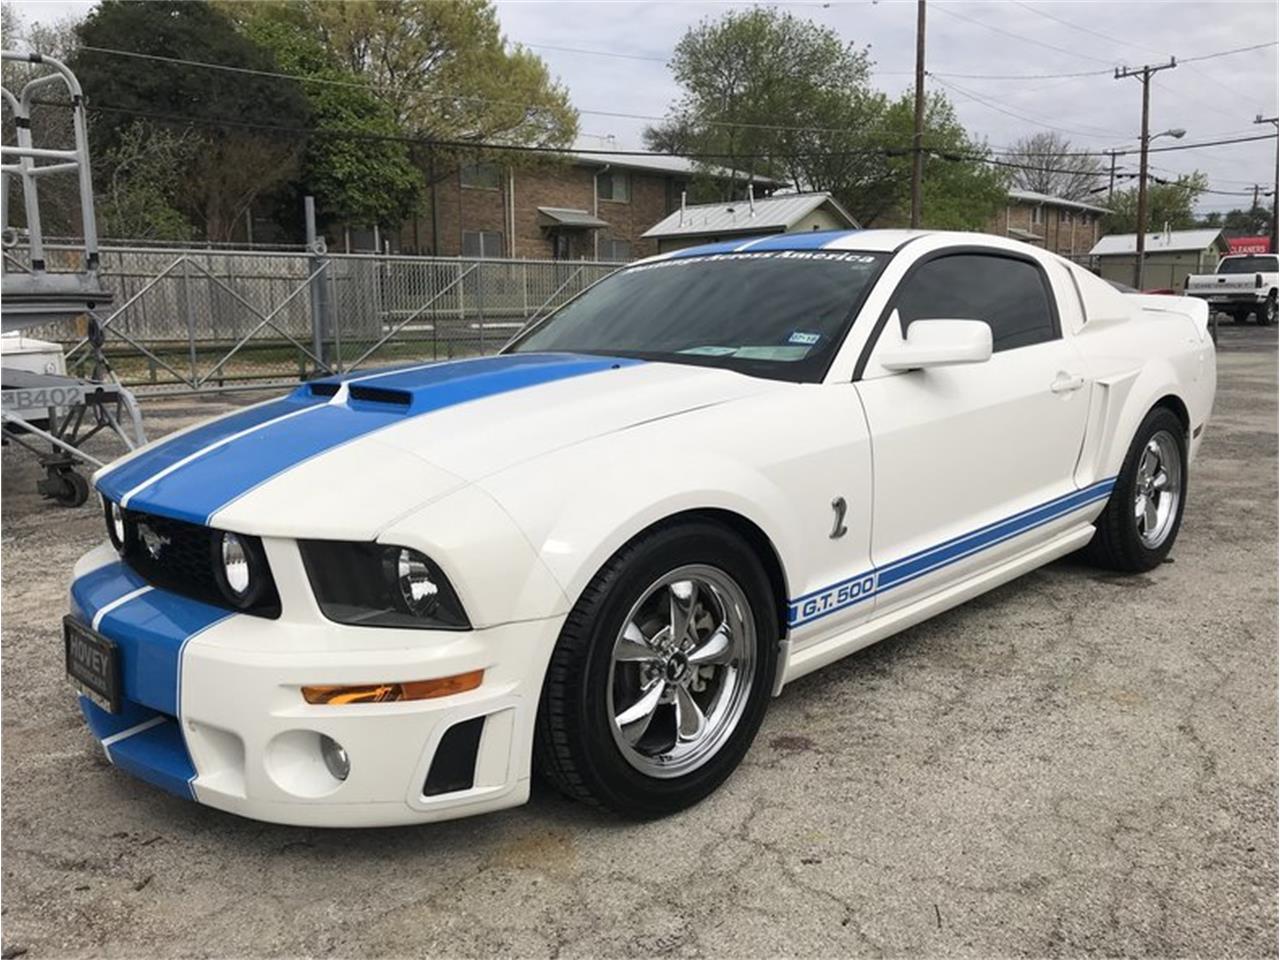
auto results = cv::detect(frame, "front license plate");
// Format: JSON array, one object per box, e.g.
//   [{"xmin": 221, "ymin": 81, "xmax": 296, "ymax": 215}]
[{"xmin": 64, "ymin": 616, "xmax": 120, "ymax": 713}]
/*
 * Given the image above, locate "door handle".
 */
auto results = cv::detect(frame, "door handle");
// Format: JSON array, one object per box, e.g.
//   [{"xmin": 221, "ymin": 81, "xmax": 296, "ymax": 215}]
[{"xmin": 1050, "ymin": 374, "xmax": 1085, "ymax": 394}]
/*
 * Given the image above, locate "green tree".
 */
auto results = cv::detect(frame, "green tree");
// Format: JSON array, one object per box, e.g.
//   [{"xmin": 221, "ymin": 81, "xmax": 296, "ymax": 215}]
[
  {"xmin": 95, "ymin": 123, "xmax": 197, "ymax": 241},
  {"xmin": 228, "ymin": 5, "xmax": 420, "ymax": 229},
  {"xmin": 295, "ymin": 0, "xmax": 576, "ymax": 147},
  {"xmin": 1103, "ymin": 172, "xmax": 1209, "ymax": 234},
  {"xmin": 646, "ymin": 7, "xmax": 877, "ymax": 197},
  {"xmin": 70, "ymin": 0, "xmax": 312, "ymax": 240},
  {"xmin": 1199, "ymin": 202, "xmax": 1276, "ymax": 236},
  {"xmin": 879, "ymin": 92, "xmax": 1008, "ymax": 230},
  {"xmin": 646, "ymin": 8, "xmax": 1006, "ymax": 230}
]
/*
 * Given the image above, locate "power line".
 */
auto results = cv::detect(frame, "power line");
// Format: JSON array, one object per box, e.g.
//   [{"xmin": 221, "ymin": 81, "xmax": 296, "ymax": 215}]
[
  {"xmin": 920, "ymin": 40, "xmax": 1277, "ymax": 81},
  {"xmin": 930, "ymin": 74, "xmax": 1131, "ymax": 140},
  {"xmin": 930, "ymin": 5, "xmax": 1118, "ymax": 67},
  {"xmin": 521, "ymin": 42, "xmax": 667, "ymax": 64},
  {"xmin": 64, "ymin": 98, "xmax": 1274, "ymax": 200},
  {"xmin": 69, "ymin": 44, "xmax": 900, "ymax": 140},
  {"xmin": 71, "ymin": 39, "xmax": 1278, "ymax": 145}
]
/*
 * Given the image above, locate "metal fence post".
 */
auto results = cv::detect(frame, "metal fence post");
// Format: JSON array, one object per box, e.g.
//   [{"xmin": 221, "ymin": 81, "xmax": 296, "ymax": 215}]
[
  {"xmin": 182, "ymin": 258, "xmax": 197, "ymax": 387},
  {"xmin": 305, "ymin": 196, "xmax": 330, "ymax": 375}
]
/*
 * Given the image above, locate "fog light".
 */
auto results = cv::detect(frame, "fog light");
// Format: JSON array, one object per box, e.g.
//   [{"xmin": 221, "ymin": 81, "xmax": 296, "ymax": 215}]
[{"xmin": 320, "ymin": 735, "xmax": 349, "ymax": 781}]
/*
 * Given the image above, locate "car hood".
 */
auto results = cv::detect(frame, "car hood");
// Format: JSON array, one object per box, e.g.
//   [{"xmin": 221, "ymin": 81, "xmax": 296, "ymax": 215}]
[{"xmin": 96, "ymin": 353, "xmax": 784, "ymax": 539}]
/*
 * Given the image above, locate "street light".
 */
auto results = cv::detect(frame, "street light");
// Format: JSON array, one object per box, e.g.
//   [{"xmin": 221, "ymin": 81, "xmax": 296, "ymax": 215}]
[{"xmin": 1134, "ymin": 127, "xmax": 1188, "ymax": 288}]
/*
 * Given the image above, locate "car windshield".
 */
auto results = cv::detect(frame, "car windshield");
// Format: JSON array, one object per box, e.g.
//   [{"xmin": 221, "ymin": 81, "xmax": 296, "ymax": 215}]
[
  {"xmin": 1218, "ymin": 255, "xmax": 1277, "ymax": 274},
  {"xmin": 508, "ymin": 250, "xmax": 889, "ymax": 382}
]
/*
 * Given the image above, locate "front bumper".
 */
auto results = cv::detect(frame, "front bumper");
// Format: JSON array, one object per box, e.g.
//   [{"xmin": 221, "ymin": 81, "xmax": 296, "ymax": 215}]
[{"xmin": 70, "ymin": 543, "xmax": 564, "ymax": 827}]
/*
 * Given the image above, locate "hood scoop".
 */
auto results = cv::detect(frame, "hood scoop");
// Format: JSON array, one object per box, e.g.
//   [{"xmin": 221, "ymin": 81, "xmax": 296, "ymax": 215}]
[{"xmin": 304, "ymin": 380, "xmax": 412, "ymax": 410}]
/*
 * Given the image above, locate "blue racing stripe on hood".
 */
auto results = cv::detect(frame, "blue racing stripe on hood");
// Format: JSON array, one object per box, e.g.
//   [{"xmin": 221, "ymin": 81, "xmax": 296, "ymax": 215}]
[
  {"xmin": 97, "ymin": 394, "xmax": 324, "ymax": 503},
  {"xmin": 105, "ymin": 352, "xmax": 640, "ymax": 525}
]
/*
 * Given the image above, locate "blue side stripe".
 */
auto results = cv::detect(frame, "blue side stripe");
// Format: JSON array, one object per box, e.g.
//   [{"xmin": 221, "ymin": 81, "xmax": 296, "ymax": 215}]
[
  {"xmin": 98, "ymin": 353, "xmax": 639, "ymax": 525},
  {"xmin": 788, "ymin": 479, "xmax": 1116, "ymax": 628}
]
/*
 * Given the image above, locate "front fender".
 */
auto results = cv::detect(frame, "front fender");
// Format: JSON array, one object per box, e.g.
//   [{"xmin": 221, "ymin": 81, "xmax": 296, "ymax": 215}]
[{"xmin": 478, "ymin": 386, "xmax": 874, "ymax": 617}]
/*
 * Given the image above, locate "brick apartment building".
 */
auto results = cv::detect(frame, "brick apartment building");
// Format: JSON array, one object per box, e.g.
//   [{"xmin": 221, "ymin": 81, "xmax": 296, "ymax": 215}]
[
  {"xmin": 392, "ymin": 141, "xmax": 781, "ymax": 262},
  {"xmin": 986, "ymin": 188, "xmax": 1110, "ymax": 258}
]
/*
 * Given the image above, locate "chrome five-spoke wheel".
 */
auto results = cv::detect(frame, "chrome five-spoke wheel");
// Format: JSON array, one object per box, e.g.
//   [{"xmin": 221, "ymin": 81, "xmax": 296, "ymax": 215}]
[
  {"xmin": 607, "ymin": 565, "xmax": 756, "ymax": 779},
  {"xmin": 1134, "ymin": 429, "xmax": 1182, "ymax": 549}
]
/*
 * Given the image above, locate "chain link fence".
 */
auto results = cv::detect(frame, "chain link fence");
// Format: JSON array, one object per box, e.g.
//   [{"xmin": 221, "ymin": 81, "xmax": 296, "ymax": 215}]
[{"xmin": 7, "ymin": 244, "xmax": 623, "ymax": 394}]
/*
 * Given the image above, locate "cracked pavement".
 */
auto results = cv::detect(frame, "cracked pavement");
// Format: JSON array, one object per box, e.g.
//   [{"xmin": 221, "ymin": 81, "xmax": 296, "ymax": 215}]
[{"xmin": 2, "ymin": 324, "xmax": 1276, "ymax": 957}]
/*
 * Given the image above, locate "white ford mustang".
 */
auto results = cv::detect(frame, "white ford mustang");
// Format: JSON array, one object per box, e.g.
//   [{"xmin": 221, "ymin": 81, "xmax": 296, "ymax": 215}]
[{"xmin": 68, "ymin": 230, "xmax": 1215, "ymax": 826}]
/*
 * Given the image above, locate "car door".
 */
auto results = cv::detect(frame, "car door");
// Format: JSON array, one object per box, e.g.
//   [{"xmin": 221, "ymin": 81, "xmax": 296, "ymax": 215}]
[{"xmin": 855, "ymin": 249, "xmax": 1093, "ymax": 616}]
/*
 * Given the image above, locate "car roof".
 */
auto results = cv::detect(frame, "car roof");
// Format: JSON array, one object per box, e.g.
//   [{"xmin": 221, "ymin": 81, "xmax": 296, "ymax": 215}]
[{"xmin": 629, "ymin": 228, "xmax": 1055, "ymax": 266}]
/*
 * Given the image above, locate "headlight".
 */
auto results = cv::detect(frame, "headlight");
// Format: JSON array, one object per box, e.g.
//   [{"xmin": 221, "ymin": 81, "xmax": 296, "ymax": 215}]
[
  {"xmin": 299, "ymin": 541, "xmax": 469, "ymax": 630},
  {"xmin": 211, "ymin": 530, "xmax": 268, "ymax": 609},
  {"xmin": 102, "ymin": 495, "xmax": 127, "ymax": 551}
]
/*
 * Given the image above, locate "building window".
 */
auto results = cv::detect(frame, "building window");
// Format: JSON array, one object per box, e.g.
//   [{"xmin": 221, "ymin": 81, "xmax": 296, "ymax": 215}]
[
  {"xmin": 597, "ymin": 170, "xmax": 630, "ymax": 203},
  {"xmin": 1031, "ymin": 205, "xmax": 1044, "ymax": 226},
  {"xmin": 462, "ymin": 230, "xmax": 505, "ymax": 259},
  {"xmin": 604, "ymin": 238, "xmax": 632, "ymax": 261},
  {"xmin": 1062, "ymin": 208, "xmax": 1074, "ymax": 225},
  {"xmin": 460, "ymin": 162, "xmax": 502, "ymax": 190}
]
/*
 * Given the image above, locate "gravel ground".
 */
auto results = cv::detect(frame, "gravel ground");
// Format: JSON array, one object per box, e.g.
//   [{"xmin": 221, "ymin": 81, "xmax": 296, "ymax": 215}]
[{"xmin": 2, "ymin": 324, "xmax": 1276, "ymax": 958}]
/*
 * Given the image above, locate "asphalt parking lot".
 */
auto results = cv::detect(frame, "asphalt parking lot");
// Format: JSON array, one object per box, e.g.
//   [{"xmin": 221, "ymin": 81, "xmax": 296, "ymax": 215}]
[{"xmin": 2, "ymin": 323, "xmax": 1276, "ymax": 958}]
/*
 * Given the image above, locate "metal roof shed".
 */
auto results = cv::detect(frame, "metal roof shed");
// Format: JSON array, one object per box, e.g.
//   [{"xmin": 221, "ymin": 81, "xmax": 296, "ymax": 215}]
[
  {"xmin": 642, "ymin": 192, "xmax": 859, "ymax": 253},
  {"xmin": 1088, "ymin": 228, "xmax": 1229, "ymax": 289}
]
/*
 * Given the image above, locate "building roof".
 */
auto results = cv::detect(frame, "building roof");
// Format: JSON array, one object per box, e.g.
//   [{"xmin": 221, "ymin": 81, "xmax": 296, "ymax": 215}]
[
  {"xmin": 1007, "ymin": 226, "xmax": 1044, "ymax": 242},
  {"xmin": 568, "ymin": 137, "xmax": 783, "ymax": 186},
  {"xmin": 1089, "ymin": 228, "xmax": 1227, "ymax": 256},
  {"xmin": 536, "ymin": 207, "xmax": 609, "ymax": 229},
  {"xmin": 1008, "ymin": 189, "xmax": 1111, "ymax": 215},
  {"xmin": 642, "ymin": 192, "xmax": 858, "ymax": 240}
]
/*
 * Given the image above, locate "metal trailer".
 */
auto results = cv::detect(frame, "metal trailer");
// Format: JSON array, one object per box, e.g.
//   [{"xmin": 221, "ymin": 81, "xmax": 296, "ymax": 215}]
[{"xmin": 1, "ymin": 49, "xmax": 145, "ymax": 506}]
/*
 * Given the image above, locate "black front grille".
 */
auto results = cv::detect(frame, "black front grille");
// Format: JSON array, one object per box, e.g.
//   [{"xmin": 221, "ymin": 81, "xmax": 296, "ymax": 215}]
[{"xmin": 121, "ymin": 510, "xmax": 281, "ymax": 618}]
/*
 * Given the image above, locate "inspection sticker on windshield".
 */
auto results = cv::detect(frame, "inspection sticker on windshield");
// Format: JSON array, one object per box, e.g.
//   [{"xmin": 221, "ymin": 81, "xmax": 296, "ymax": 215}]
[{"xmin": 788, "ymin": 331, "xmax": 821, "ymax": 346}]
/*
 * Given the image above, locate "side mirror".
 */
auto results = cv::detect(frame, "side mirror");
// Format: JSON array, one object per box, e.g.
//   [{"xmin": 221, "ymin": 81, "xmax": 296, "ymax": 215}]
[{"xmin": 880, "ymin": 319, "xmax": 993, "ymax": 372}]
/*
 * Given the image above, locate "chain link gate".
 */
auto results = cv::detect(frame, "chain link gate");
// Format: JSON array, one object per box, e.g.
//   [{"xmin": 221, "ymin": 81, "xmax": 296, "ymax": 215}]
[{"xmin": 14, "ymin": 244, "xmax": 623, "ymax": 394}]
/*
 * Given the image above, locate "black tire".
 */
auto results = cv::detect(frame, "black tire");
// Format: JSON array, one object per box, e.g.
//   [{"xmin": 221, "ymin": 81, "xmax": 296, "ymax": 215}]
[
  {"xmin": 1260, "ymin": 292, "xmax": 1277, "ymax": 327},
  {"xmin": 49, "ymin": 469, "xmax": 90, "ymax": 508},
  {"xmin": 1081, "ymin": 407, "xmax": 1187, "ymax": 572},
  {"xmin": 535, "ymin": 520, "xmax": 779, "ymax": 818}
]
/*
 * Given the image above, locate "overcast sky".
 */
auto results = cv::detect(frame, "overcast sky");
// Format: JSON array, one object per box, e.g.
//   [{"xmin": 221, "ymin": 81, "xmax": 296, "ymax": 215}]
[{"xmin": 7, "ymin": 0, "xmax": 1278, "ymax": 216}]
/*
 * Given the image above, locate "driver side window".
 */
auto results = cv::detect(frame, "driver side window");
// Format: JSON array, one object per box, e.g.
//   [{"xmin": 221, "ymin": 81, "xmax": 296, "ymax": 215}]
[{"xmin": 895, "ymin": 253, "xmax": 1059, "ymax": 352}]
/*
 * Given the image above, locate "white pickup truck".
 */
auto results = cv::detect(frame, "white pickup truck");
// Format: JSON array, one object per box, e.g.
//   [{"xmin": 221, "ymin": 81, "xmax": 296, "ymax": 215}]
[{"xmin": 1185, "ymin": 253, "xmax": 1278, "ymax": 325}]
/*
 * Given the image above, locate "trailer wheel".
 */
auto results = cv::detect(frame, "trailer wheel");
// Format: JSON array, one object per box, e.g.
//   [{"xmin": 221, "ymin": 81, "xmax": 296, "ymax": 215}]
[{"xmin": 44, "ymin": 468, "xmax": 89, "ymax": 508}]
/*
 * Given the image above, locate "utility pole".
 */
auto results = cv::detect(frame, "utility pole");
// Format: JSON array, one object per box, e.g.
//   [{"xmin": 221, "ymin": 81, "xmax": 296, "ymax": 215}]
[
  {"xmin": 1256, "ymin": 114, "xmax": 1279, "ymax": 253},
  {"xmin": 1115, "ymin": 58, "xmax": 1177, "ymax": 289},
  {"xmin": 910, "ymin": 0, "xmax": 926, "ymax": 229},
  {"xmin": 1104, "ymin": 149, "xmax": 1121, "ymax": 203}
]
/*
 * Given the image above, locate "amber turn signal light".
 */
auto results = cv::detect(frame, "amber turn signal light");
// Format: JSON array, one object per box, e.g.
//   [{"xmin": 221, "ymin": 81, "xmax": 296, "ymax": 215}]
[{"xmin": 302, "ymin": 670, "xmax": 484, "ymax": 705}]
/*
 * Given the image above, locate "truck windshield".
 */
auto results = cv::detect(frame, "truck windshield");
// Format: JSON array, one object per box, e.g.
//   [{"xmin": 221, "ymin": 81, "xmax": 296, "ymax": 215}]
[
  {"xmin": 1218, "ymin": 255, "xmax": 1277, "ymax": 274},
  {"xmin": 507, "ymin": 250, "xmax": 888, "ymax": 382}
]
